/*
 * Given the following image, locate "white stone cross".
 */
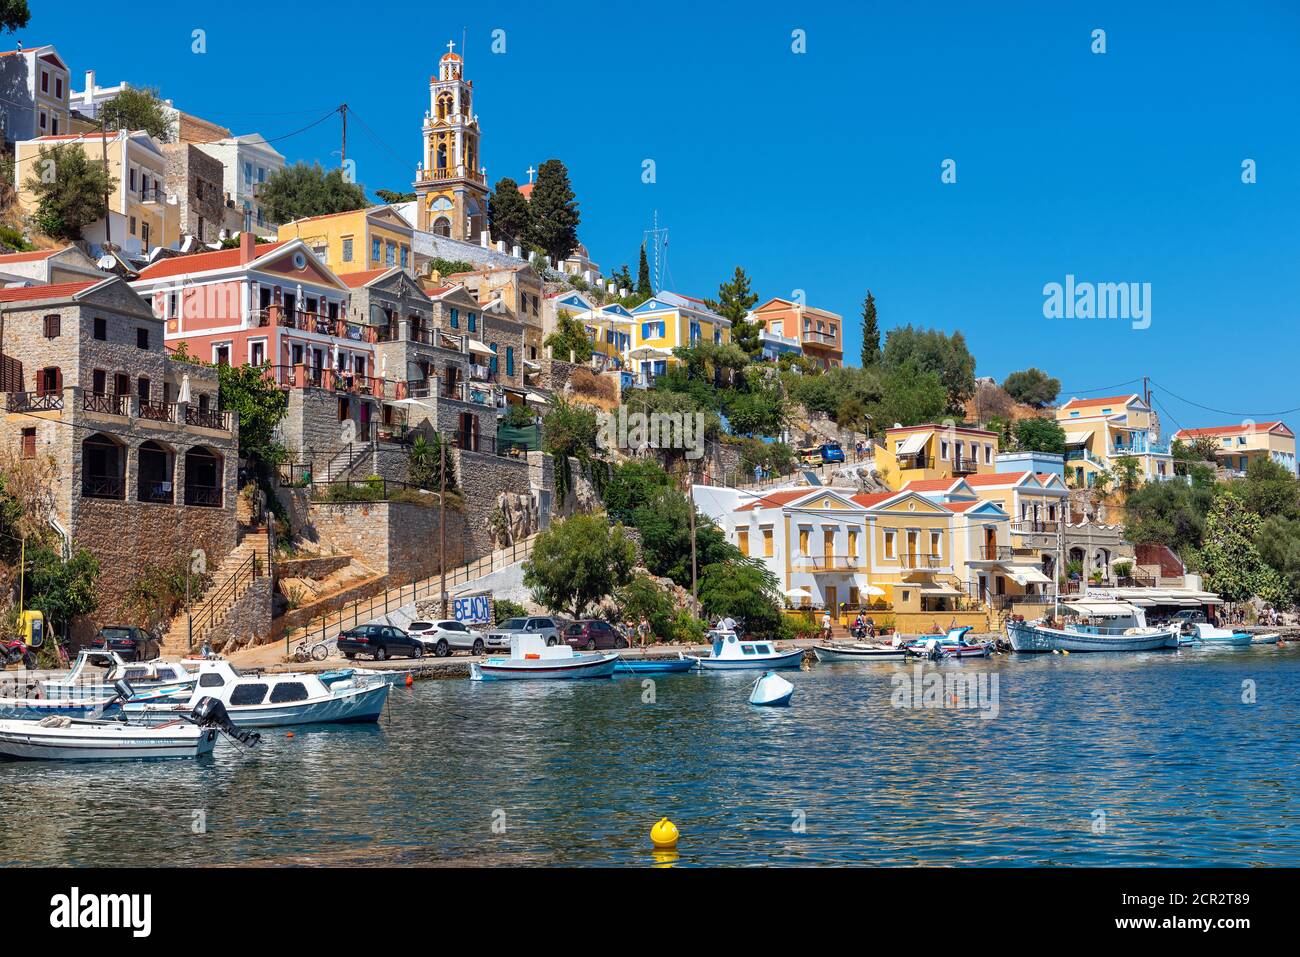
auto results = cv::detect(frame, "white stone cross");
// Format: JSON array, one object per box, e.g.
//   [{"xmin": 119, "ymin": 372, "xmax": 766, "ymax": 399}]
[
  {"xmin": 526, "ymin": 165, "xmax": 536, "ymax": 183},
  {"xmin": 446, "ymin": 40, "xmax": 456, "ymax": 54}
]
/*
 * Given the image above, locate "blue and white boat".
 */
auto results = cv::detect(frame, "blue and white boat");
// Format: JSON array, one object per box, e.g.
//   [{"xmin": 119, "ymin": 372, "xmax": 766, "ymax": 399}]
[
  {"xmin": 40, "ymin": 651, "xmax": 197, "ymax": 702},
  {"xmin": 1008, "ymin": 601, "xmax": 1180, "ymax": 653},
  {"xmin": 903, "ymin": 626, "xmax": 993, "ymax": 659},
  {"xmin": 470, "ymin": 635, "xmax": 618, "ymax": 680},
  {"xmin": 613, "ymin": 653, "xmax": 697, "ymax": 675},
  {"xmin": 686, "ymin": 629, "xmax": 805, "ymax": 671},
  {"xmin": 1179, "ymin": 622, "xmax": 1254, "ymax": 647}
]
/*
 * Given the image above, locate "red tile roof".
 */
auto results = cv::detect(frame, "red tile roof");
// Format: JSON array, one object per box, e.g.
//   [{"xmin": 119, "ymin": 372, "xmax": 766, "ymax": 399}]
[
  {"xmin": 850, "ymin": 492, "xmax": 896, "ymax": 508},
  {"xmin": 0, "ymin": 248, "xmax": 62, "ymax": 264},
  {"xmin": 886, "ymin": 422, "xmax": 997, "ymax": 437},
  {"xmin": 339, "ymin": 268, "xmax": 391, "ymax": 288},
  {"xmin": 736, "ymin": 489, "xmax": 810, "ymax": 511},
  {"xmin": 902, "ymin": 478, "xmax": 961, "ymax": 492},
  {"xmin": 1175, "ymin": 422, "xmax": 1290, "ymax": 438},
  {"xmin": 0, "ymin": 280, "xmax": 100, "ymax": 303},
  {"xmin": 518, "ymin": 183, "xmax": 534, "ymax": 199},
  {"xmin": 942, "ymin": 501, "xmax": 980, "ymax": 512},
  {"xmin": 1059, "ymin": 394, "xmax": 1141, "ymax": 411},
  {"xmin": 963, "ymin": 471, "xmax": 1028, "ymax": 486},
  {"xmin": 135, "ymin": 242, "xmax": 287, "ymax": 280}
]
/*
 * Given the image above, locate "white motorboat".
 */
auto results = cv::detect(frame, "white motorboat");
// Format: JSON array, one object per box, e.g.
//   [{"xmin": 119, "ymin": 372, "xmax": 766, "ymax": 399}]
[
  {"xmin": 1008, "ymin": 601, "xmax": 1180, "ymax": 653},
  {"xmin": 812, "ymin": 642, "xmax": 907, "ymax": 662},
  {"xmin": 749, "ymin": 671, "xmax": 795, "ymax": 706},
  {"xmin": 1178, "ymin": 622, "xmax": 1253, "ymax": 647},
  {"xmin": 121, "ymin": 660, "xmax": 390, "ymax": 727},
  {"xmin": 470, "ymin": 635, "xmax": 617, "ymax": 680},
  {"xmin": 1249, "ymin": 632, "xmax": 1280, "ymax": 645},
  {"xmin": 0, "ymin": 694, "xmax": 258, "ymax": 762},
  {"xmin": 0, "ymin": 682, "xmax": 187, "ymax": 721},
  {"xmin": 686, "ymin": 629, "xmax": 805, "ymax": 671},
  {"xmin": 41, "ymin": 651, "xmax": 196, "ymax": 701}
]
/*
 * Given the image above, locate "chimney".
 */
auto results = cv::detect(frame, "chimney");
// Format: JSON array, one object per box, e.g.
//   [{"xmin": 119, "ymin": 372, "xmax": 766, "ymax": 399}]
[
  {"xmin": 511, "ymin": 244, "xmax": 522, "ymax": 259},
  {"xmin": 239, "ymin": 230, "xmax": 256, "ymax": 264},
  {"xmin": 84, "ymin": 70, "xmax": 96, "ymax": 99},
  {"xmin": 480, "ymin": 230, "xmax": 490, "ymax": 248}
]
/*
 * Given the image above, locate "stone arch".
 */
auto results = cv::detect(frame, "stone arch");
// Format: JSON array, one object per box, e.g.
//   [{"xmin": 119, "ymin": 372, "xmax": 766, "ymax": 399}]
[
  {"xmin": 137, "ymin": 439, "xmax": 175, "ymax": 504},
  {"xmin": 184, "ymin": 445, "xmax": 223, "ymax": 507},
  {"xmin": 82, "ymin": 432, "xmax": 126, "ymax": 500}
]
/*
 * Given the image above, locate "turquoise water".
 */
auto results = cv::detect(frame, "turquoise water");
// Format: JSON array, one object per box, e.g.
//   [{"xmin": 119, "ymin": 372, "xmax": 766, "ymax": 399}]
[{"xmin": 3, "ymin": 645, "xmax": 1298, "ymax": 866}]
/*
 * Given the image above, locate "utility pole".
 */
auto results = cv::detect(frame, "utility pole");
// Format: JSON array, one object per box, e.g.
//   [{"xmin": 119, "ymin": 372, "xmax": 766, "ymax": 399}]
[
  {"xmin": 687, "ymin": 466, "xmax": 698, "ymax": 598},
  {"xmin": 339, "ymin": 104, "xmax": 348, "ymax": 170},
  {"xmin": 439, "ymin": 436, "xmax": 447, "ymax": 616},
  {"xmin": 1142, "ymin": 375, "xmax": 1151, "ymax": 408},
  {"xmin": 99, "ymin": 121, "xmax": 113, "ymax": 248}
]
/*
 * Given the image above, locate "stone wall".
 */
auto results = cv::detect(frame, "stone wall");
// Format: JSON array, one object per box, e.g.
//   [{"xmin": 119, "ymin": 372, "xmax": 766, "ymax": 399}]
[
  {"xmin": 452, "ymin": 448, "xmax": 531, "ymax": 558},
  {"xmin": 162, "ymin": 143, "xmax": 225, "ymax": 243},
  {"xmin": 206, "ymin": 577, "xmax": 274, "ymax": 652},
  {"xmin": 307, "ymin": 500, "xmax": 466, "ymax": 585}
]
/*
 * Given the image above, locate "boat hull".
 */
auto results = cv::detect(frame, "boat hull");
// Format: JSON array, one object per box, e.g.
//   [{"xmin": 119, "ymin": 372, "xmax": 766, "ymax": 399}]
[
  {"xmin": 613, "ymin": 655, "xmax": 697, "ymax": 674},
  {"xmin": 471, "ymin": 653, "xmax": 618, "ymax": 680},
  {"xmin": 688, "ymin": 647, "xmax": 806, "ymax": 670},
  {"xmin": 126, "ymin": 681, "xmax": 390, "ymax": 728},
  {"xmin": 812, "ymin": 644, "xmax": 906, "ymax": 662},
  {"xmin": 1250, "ymin": 633, "xmax": 1280, "ymax": 645},
  {"xmin": 1008, "ymin": 621, "xmax": 1179, "ymax": 653},
  {"xmin": 0, "ymin": 721, "xmax": 217, "ymax": 761}
]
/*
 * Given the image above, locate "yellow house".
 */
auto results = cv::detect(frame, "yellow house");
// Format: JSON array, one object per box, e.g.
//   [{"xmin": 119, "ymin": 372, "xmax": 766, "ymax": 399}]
[
  {"xmin": 277, "ymin": 206, "xmax": 415, "ymax": 277},
  {"xmin": 873, "ymin": 424, "xmax": 1000, "ymax": 490},
  {"xmin": 1056, "ymin": 394, "xmax": 1173, "ymax": 487},
  {"xmin": 543, "ymin": 289, "xmax": 633, "ymax": 369},
  {"xmin": 1173, "ymin": 421, "xmax": 1297, "ymax": 477},
  {"xmin": 628, "ymin": 291, "xmax": 731, "ymax": 384},
  {"xmin": 14, "ymin": 130, "xmax": 180, "ymax": 257},
  {"xmin": 715, "ymin": 485, "xmax": 1011, "ymax": 622}
]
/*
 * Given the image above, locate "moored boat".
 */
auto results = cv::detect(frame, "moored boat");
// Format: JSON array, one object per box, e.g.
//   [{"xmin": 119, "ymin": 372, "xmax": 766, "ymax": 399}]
[
  {"xmin": 40, "ymin": 651, "xmax": 197, "ymax": 701},
  {"xmin": 812, "ymin": 642, "xmax": 907, "ymax": 662},
  {"xmin": 470, "ymin": 635, "xmax": 617, "ymax": 680},
  {"xmin": 1008, "ymin": 601, "xmax": 1180, "ymax": 653},
  {"xmin": 903, "ymin": 627, "xmax": 993, "ymax": 659},
  {"xmin": 1179, "ymin": 622, "xmax": 1254, "ymax": 647},
  {"xmin": 686, "ymin": 629, "xmax": 805, "ymax": 671},
  {"xmin": 613, "ymin": 653, "xmax": 697, "ymax": 675},
  {"xmin": 1249, "ymin": 632, "xmax": 1280, "ymax": 645}
]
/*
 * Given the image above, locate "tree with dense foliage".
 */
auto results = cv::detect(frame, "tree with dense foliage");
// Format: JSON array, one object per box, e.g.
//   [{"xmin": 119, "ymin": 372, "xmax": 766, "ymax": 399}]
[
  {"xmin": 1122, "ymin": 468, "xmax": 1216, "ymax": 555},
  {"xmin": 24, "ymin": 144, "xmax": 113, "ymax": 240},
  {"xmin": 526, "ymin": 159, "xmax": 580, "ymax": 266},
  {"xmin": 873, "ymin": 361, "xmax": 947, "ymax": 431},
  {"xmin": 1200, "ymin": 489, "xmax": 1286, "ymax": 604},
  {"xmin": 211, "ymin": 361, "xmax": 288, "ymax": 469},
  {"xmin": 257, "ymin": 162, "xmax": 366, "ymax": 226},
  {"xmin": 614, "ymin": 573, "xmax": 678, "ymax": 641},
  {"xmin": 99, "ymin": 87, "xmax": 172, "ymax": 141},
  {"xmin": 1002, "ymin": 368, "xmax": 1061, "ymax": 408},
  {"xmin": 541, "ymin": 395, "xmax": 602, "ymax": 501},
  {"xmin": 706, "ymin": 267, "xmax": 762, "ymax": 357},
  {"xmin": 487, "ymin": 177, "xmax": 532, "ymax": 248},
  {"xmin": 860, "ymin": 291, "xmax": 880, "ymax": 366},
  {"xmin": 636, "ymin": 245, "xmax": 653, "ymax": 298},
  {"xmin": 697, "ymin": 558, "xmax": 783, "ymax": 637},
  {"xmin": 1172, "ymin": 436, "xmax": 1220, "ymax": 475},
  {"xmin": 544, "ymin": 310, "xmax": 594, "ymax": 363},
  {"xmin": 0, "ymin": 1, "xmax": 30, "ymax": 33},
  {"xmin": 523, "ymin": 513, "xmax": 636, "ymax": 618},
  {"xmin": 427, "ymin": 256, "xmax": 474, "ymax": 279},
  {"xmin": 882, "ymin": 325, "xmax": 977, "ymax": 413},
  {"xmin": 21, "ymin": 545, "xmax": 100, "ymax": 633},
  {"xmin": 374, "ymin": 189, "xmax": 415, "ymax": 204},
  {"xmin": 601, "ymin": 460, "xmax": 675, "ymax": 526},
  {"xmin": 1238, "ymin": 457, "xmax": 1300, "ymax": 520},
  {"xmin": 1015, "ymin": 417, "xmax": 1067, "ymax": 454},
  {"xmin": 1111, "ymin": 455, "xmax": 1142, "ymax": 495}
]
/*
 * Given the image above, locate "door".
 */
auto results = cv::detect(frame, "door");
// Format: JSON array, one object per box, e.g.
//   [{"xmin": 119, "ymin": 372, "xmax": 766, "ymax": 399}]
[
  {"xmin": 984, "ymin": 527, "xmax": 998, "ymax": 560},
  {"xmin": 825, "ymin": 586, "xmax": 838, "ymax": 618},
  {"xmin": 906, "ymin": 531, "xmax": 919, "ymax": 567}
]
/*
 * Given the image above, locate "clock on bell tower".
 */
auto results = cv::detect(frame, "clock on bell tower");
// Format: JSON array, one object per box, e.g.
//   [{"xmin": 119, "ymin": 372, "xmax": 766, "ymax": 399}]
[{"xmin": 414, "ymin": 41, "xmax": 489, "ymax": 241}]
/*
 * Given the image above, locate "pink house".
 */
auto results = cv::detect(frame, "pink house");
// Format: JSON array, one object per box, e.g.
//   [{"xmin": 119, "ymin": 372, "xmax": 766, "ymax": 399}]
[{"xmin": 131, "ymin": 233, "xmax": 395, "ymax": 397}]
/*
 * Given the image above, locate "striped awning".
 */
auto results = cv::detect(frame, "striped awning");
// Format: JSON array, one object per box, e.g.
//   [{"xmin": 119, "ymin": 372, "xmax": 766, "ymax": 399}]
[
  {"xmin": 1063, "ymin": 431, "xmax": 1091, "ymax": 446},
  {"xmin": 895, "ymin": 432, "xmax": 928, "ymax": 456}
]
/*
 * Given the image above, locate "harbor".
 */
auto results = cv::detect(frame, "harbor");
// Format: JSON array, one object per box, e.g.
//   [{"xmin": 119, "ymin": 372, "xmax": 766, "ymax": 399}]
[{"xmin": 3, "ymin": 642, "xmax": 1298, "ymax": 867}]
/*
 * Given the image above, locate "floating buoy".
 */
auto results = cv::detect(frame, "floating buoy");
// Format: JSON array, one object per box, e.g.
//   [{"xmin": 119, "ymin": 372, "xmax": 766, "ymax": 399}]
[
  {"xmin": 405, "ymin": 674, "xmax": 414, "ymax": 687},
  {"xmin": 650, "ymin": 817, "xmax": 679, "ymax": 849},
  {"xmin": 286, "ymin": 731, "xmax": 294, "ymax": 738}
]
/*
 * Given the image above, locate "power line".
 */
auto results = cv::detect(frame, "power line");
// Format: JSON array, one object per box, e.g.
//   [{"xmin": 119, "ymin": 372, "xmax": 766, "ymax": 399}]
[{"xmin": 1149, "ymin": 379, "xmax": 1300, "ymax": 421}]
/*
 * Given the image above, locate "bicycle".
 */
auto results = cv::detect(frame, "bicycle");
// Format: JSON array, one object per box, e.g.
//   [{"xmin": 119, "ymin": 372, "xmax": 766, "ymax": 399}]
[{"xmin": 291, "ymin": 637, "xmax": 331, "ymax": 663}]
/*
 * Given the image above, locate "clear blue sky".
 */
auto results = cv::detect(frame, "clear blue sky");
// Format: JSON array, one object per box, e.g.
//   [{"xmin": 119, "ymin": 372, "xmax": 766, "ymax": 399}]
[{"xmin": 34, "ymin": 1, "xmax": 1300, "ymax": 428}]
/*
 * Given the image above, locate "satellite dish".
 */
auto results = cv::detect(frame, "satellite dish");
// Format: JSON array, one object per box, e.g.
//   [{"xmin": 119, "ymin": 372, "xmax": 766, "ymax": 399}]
[{"xmin": 97, "ymin": 255, "xmax": 117, "ymax": 270}]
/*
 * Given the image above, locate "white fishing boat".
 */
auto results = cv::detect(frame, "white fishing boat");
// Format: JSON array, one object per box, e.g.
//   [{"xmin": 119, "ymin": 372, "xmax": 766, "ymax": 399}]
[
  {"xmin": 0, "ymin": 694, "xmax": 258, "ymax": 761},
  {"xmin": 0, "ymin": 682, "xmax": 189, "ymax": 721},
  {"xmin": 1007, "ymin": 601, "xmax": 1180, "ymax": 653},
  {"xmin": 1178, "ymin": 622, "xmax": 1254, "ymax": 647},
  {"xmin": 41, "ymin": 651, "xmax": 196, "ymax": 701},
  {"xmin": 749, "ymin": 671, "xmax": 795, "ymax": 706},
  {"xmin": 812, "ymin": 641, "xmax": 907, "ymax": 662},
  {"xmin": 687, "ymin": 629, "xmax": 805, "ymax": 671},
  {"xmin": 1249, "ymin": 632, "xmax": 1280, "ymax": 645},
  {"xmin": 121, "ymin": 660, "xmax": 389, "ymax": 727},
  {"xmin": 469, "ymin": 635, "xmax": 617, "ymax": 681},
  {"xmin": 903, "ymin": 626, "xmax": 994, "ymax": 659}
]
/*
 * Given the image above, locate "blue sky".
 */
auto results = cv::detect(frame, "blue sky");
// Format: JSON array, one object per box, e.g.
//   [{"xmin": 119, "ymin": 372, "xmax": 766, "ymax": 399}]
[{"xmin": 34, "ymin": 1, "xmax": 1300, "ymax": 427}]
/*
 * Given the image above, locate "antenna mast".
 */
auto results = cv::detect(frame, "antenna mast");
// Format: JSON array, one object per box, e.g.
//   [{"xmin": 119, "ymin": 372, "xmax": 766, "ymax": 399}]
[{"xmin": 642, "ymin": 210, "xmax": 669, "ymax": 294}]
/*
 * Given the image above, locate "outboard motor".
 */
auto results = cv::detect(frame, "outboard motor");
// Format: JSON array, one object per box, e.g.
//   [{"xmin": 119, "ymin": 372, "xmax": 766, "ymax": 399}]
[
  {"xmin": 112, "ymin": 678, "xmax": 136, "ymax": 701},
  {"xmin": 190, "ymin": 696, "xmax": 261, "ymax": 747}
]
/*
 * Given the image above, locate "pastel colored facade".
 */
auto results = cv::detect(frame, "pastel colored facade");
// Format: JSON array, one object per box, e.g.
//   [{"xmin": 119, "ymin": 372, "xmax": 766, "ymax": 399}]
[
  {"xmin": 1056, "ymin": 394, "xmax": 1173, "ymax": 487},
  {"xmin": 414, "ymin": 46, "xmax": 489, "ymax": 241},
  {"xmin": 0, "ymin": 246, "xmax": 107, "ymax": 285},
  {"xmin": 627, "ymin": 292, "xmax": 732, "ymax": 383},
  {"xmin": 193, "ymin": 134, "xmax": 286, "ymax": 237},
  {"xmin": 1173, "ymin": 421, "xmax": 1297, "ymax": 476},
  {"xmin": 14, "ymin": 130, "xmax": 180, "ymax": 258},
  {"xmin": 277, "ymin": 206, "xmax": 415, "ymax": 276},
  {"xmin": 751, "ymin": 297, "xmax": 842, "ymax": 368},
  {"xmin": 873, "ymin": 424, "xmax": 1000, "ymax": 490},
  {"xmin": 995, "ymin": 450, "xmax": 1065, "ymax": 478},
  {"xmin": 545, "ymin": 290, "xmax": 633, "ymax": 370},
  {"xmin": 702, "ymin": 485, "xmax": 1012, "ymax": 616},
  {"xmin": 70, "ymin": 70, "xmax": 231, "ymax": 144},
  {"xmin": 0, "ymin": 45, "xmax": 71, "ymax": 142},
  {"xmin": 445, "ymin": 264, "xmax": 545, "ymax": 385},
  {"xmin": 131, "ymin": 235, "xmax": 386, "ymax": 400}
]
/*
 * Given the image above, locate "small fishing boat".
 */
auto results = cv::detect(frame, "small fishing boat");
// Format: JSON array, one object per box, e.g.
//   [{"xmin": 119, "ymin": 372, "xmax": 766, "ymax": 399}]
[
  {"xmin": 1249, "ymin": 632, "xmax": 1280, "ymax": 645},
  {"xmin": 41, "ymin": 651, "xmax": 196, "ymax": 701},
  {"xmin": 1008, "ymin": 601, "xmax": 1179, "ymax": 653},
  {"xmin": 122, "ymin": 661, "xmax": 389, "ymax": 727},
  {"xmin": 612, "ymin": 653, "xmax": 697, "ymax": 675},
  {"xmin": 0, "ymin": 682, "xmax": 192, "ymax": 721},
  {"xmin": 749, "ymin": 671, "xmax": 794, "ymax": 707},
  {"xmin": 0, "ymin": 692, "xmax": 258, "ymax": 762},
  {"xmin": 1179, "ymin": 622, "xmax": 1254, "ymax": 647},
  {"xmin": 903, "ymin": 627, "xmax": 993, "ymax": 659},
  {"xmin": 470, "ymin": 635, "xmax": 617, "ymax": 681},
  {"xmin": 686, "ymin": 629, "xmax": 805, "ymax": 671},
  {"xmin": 812, "ymin": 642, "xmax": 907, "ymax": 662}
]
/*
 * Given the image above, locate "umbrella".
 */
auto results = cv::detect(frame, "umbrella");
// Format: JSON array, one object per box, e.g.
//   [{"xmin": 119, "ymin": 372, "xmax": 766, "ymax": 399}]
[
  {"xmin": 177, "ymin": 373, "xmax": 191, "ymax": 404},
  {"xmin": 783, "ymin": 588, "xmax": 813, "ymax": 599},
  {"xmin": 862, "ymin": 584, "xmax": 887, "ymax": 596},
  {"xmin": 628, "ymin": 346, "xmax": 672, "ymax": 361}
]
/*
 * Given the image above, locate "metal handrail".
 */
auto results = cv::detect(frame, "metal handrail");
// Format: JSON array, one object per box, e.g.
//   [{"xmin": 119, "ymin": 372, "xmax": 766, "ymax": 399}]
[{"xmin": 187, "ymin": 552, "xmax": 258, "ymax": 651}]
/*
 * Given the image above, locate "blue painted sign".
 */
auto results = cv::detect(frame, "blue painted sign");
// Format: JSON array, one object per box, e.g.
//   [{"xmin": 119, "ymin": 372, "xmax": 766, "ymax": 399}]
[{"xmin": 453, "ymin": 596, "xmax": 491, "ymax": 624}]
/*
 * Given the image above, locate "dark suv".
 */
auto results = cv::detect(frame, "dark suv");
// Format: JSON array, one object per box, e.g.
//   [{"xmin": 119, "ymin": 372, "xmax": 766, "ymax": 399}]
[
  {"xmin": 90, "ymin": 626, "xmax": 157, "ymax": 662},
  {"xmin": 562, "ymin": 620, "xmax": 629, "ymax": 651},
  {"xmin": 336, "ymin": 624, "xmax": 424, "ymax": 660}
]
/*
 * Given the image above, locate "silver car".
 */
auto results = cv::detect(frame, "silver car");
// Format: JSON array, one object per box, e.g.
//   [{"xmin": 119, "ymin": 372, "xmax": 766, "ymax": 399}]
[
  {"xmin": 406, "ymin": 619, "xmax": 488, "ymax": 657},
  {"xmin": 486, "ymin": 616, "xmax": 562, "ymax": 649}
]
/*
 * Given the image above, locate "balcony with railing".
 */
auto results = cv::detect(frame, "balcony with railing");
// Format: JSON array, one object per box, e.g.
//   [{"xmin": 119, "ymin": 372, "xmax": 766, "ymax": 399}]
[
  {"xmin": 415, "ymin": 163, "xmax": 485, "ymax": 186},
  {"xmin": 262, "ymin": 364, "xmax": 409, "ymax": 400},
  {"xmin": 185, "ymin": 405, "xmax": 233, "ymax": 431},
  {"xmin": 6, "ymin": 390, "xmax": 63, "ymax": 413},
  {"xmin": 82, "ymin": 392, "xmax": 130, "ymax": 416},
  {"xmin": 951, "ymin": 455, "xmax": 979, "ymax": 475},
  {"xmin": 138, "ymin": 185, "xmax": 167, "ymax": 204},
  {"xmin": 975, "ymin": 545, "xmax": 1014, "ymax": 561},
  {"xmin": 256, "ymin": 306, "xmax": 378, "ymax": 343},
  {"xmin": 793, "ymin": 554, "xmax": 868, "ymax": 573},
  {"xmin": 1010, "ymin": 520, "xmax": 1061, "ymax": 537},
  {"xmin": 800, "ymin": 330, "xmax": 840, "ymax": 347},
  {"xmin": 896, "ymin": 552, "xmax": 942, "ymax": 569}
]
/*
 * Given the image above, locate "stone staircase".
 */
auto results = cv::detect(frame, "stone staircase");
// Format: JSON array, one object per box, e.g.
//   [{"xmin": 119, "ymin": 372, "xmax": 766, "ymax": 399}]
[
  {"xmin": 159, "ymin": 528, "xmax": 269, "ymax": 654},
  {"xmin": 321, "ymin": 442, "xmax": 374, "ymax": 483}
]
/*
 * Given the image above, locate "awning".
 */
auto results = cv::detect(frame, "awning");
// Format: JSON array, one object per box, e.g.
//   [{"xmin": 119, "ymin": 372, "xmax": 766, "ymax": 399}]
[
  {"xmin": 894, "ymin": 432, "xmax": 928, "ymax": 457},
  {"xmin": 1127, "ymin": 598, "xmax": 1157, "ymax": 607},
  {"xmin": 1003, "ymin": 565, "xmax": 1053, "ymax": 586},
  {"xmin": 920, "ymin": 584, "xmax": 963, "ymax": 597},
  {"xmin": 1063, "ymin": 431, "xmax": 1091, "ymax": 446},
  {"xmin": 467, "ymin": 339, "xmax": 495, "ymax": 358},
  {"xmin": 525, "ymin": 390, "xmax": 550, "ymax": 407},
  {"xmin": 1065, "ymin": 601, "xmax": 1136, "ymax": 615}
]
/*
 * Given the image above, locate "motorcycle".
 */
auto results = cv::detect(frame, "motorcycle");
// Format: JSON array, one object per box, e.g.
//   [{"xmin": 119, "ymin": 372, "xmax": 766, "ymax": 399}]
[{"xmin": 0, "ymin": 638, "xmax": 39, "ymax": 670}]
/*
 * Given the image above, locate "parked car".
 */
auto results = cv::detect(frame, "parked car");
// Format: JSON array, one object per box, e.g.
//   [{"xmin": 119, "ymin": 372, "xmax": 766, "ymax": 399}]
[
  {"xmin": 406, "ymin": 619, "xmax": 488, "ymax": 657},
  {"xmin": 336, "ymin": 624, "xmax": 423, "ymax": 660},
  {"xmin": 90, "ymin": 626, "xmax": 157, "ymax": 662},
  {"xmin": 819, "ymin": 442, "xmax": 846, "ymax": 464},
  {"xmin": 562, "ymin": 619, "xmax": 629, "ymax": 651},
  {"xmin": 486, "ymin": 616, "xmax": 562, "ymax": 649}
]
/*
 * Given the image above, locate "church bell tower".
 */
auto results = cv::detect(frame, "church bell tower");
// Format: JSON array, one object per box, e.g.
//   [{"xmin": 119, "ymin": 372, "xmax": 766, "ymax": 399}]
[{"xmin": 414, "ymin": 41, "xmax": 489, "ymax": 241}]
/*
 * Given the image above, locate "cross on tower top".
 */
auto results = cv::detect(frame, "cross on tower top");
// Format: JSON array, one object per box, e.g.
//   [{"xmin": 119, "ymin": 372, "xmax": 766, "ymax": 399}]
[
  {"xmin": 526, "ymin": 165, "xmax": 536, "ymax": 183},
  {"xmin": 446, "ymin": 40, "xmax": 456, "ymax": 54}
]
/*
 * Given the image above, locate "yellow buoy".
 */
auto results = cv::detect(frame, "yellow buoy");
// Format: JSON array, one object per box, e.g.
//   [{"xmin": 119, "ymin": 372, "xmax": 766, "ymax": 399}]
[{"xmin": 650, "ymin": 817, "xmax": 679, "ymax": 849}]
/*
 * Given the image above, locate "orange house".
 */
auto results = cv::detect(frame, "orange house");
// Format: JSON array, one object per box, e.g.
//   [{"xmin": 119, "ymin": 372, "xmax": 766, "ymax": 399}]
[{"xmin": 751, "ymin": 297, "xmax": 843, "ymax": 368}]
